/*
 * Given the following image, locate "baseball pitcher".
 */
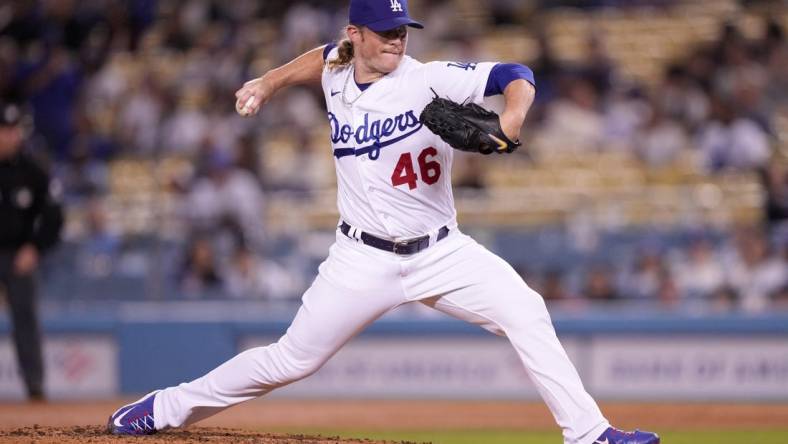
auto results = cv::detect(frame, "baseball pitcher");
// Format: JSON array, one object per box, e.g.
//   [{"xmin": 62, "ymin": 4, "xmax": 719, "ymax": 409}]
[{"xmin": 108, "ymin": 2, "xmax": 659, "ymax": 443}]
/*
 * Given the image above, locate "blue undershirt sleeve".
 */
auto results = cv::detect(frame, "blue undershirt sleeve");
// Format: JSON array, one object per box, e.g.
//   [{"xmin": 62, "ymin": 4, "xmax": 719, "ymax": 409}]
[
  {"xmin": 484, "ymin": 63, "xmax": 536, "ymax": 97},
  {"xmin": 323, "ymin": 43, "xmax": 338, "ymax": 61}
]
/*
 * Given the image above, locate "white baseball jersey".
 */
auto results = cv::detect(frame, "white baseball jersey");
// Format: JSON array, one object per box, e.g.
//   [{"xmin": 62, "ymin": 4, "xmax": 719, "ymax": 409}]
[{"xmin": 322, "ymin": 48, "xmax": 495, "ymax": 239}]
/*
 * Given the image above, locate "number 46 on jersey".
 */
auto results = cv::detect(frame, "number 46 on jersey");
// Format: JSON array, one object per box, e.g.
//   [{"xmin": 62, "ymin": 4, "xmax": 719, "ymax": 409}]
[{"xmin": 390, "ymin": 147, "xmax": 441, "ymax": 190}]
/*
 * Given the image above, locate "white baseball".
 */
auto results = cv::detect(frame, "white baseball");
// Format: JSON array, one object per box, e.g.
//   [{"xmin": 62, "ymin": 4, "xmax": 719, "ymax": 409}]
[{"xmin": 238, "ymin": 96, "xmax": 256, "ymax": 116}]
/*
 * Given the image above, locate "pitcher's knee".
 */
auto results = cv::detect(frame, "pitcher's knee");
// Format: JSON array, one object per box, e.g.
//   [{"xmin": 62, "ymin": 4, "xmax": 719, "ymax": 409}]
[
  {"xmin": 243, "ymin": 341, "xmax": 327, "ymax": 385},
  {"xmin": 282, "ymin": 356, "xmax": 324, "ymax": 382}
]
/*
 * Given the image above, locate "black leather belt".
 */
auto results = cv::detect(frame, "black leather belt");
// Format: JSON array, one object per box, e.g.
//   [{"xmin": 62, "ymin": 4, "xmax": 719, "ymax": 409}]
[{"xmin": 340, "ymin": 221, "xmax": 450, "ymax": 255}]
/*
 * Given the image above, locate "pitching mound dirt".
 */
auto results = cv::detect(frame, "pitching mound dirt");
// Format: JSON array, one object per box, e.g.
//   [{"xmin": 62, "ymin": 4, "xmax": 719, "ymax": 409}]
[{"xmin": 0, "ymin": 426, "xmax": 425, "ymax": 444}]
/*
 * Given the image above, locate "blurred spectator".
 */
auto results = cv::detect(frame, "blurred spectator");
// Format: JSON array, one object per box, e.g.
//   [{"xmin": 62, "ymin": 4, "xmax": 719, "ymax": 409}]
[
  {"xmin": 763, "ymin": 37, "xmax": 788, "ymax": 113},
  {"xmin": 263, "ymin": 130, "xmax": 331, "ymax": 193},
  {"xmin": 633, "ymin": 100, "xmax": 688, "ymax": 167},
  {"xmin": 281, "ymin": 87, "xmax": 324, "ymax": 132},
  {"xmin": 685, "ymin": 46, "xmax": 717, "ymax": 96},
  {"xmin": 761, "ymin": 18, "xmax": 785, "ymax": 59},
  {"xmin": 66, "ymin": 108, "xmax": 120, "ymax": 165},
  {"xmin": 513, "ymin": 263, "xmax": 537, "ymax": 287},
  {"xmin": 773, "ymin": 286, "xmax": 788, "ymax": 310},
  {"xmin": 696, "ymin": 97, "xmax": 770, "ymax": 172},
  {"xmin": 655, "ymin": 266, "xmax": 680, "ymax": 308},
  {"xmin": 184, "ymin": 149, "xmax": 266, "ymax": 250},
  {"xmin": 582, "ymin": 264, "xmax": 619, "ymax": 301},
  {"xmin": 21, "ymin": 48, "xmax": 83, "ymax": 157},
  {"xmin": 724, "ymin": 228, "xmax": 787, "ymax": 313},
  {"xmin": 657, "ymin": 65, "xmax": 709, "ymax": 132},
  {"xmin": 603, "ymin": 86, "xmax": 650, "ymax": 151},
  {"xmin": 539, "ymin": 269, "xmax": 572, "ymax": 301},
  {"xmin": 773, "ymin": 240, "xmax": 788, "ymax": 309},
  {"xmin": 54, "ymin": 141, "xmax": 109, "ymax": 201},
  {"xmin": 620, "ymin": 249, "xmax": 664, "ymax": 300},
  {"xmin": 578, "ymin": 32, "xmax": 615, "ymax": 97},
  {"xmin": 672, "ymin": 237, "xmax": 725, "ymax": 300},
  {"xmin": 490, "ymin": 0, "xmax": 523, "ymax": 26},
  {"xmin": 538, "ymin": 77, "xmax": 604, "ymax": 151},
  {"xmin": 710, "ymin": 286, "xmax": 738, "ymax": 313},
  {"xmin": 179, "ymin": 236, "xmax": 222, "ymax": 296},
  {"xmin": 76, "ymin": 198, "xmax": 121, "ymax": 278},
  {"xmin": 117, "ymin": 74, "xmax": 164, "ymax": 155},
  {"xmin": 236, "ymin": 133, "xmax": 263, "ymax": 182},
  {"xmin": 160, "ymin": 88, "xmax": 211, "ymax": 155},
  {"xmin": 202, "ymin": 90, "xmax": 249, "ymax": 158},
  {"xmin": 280, "ymin": 3, "xmax": 329, "ymax": 60},
  {"xmin": 224, "ymin": 245, "xmax": 302, "ymax": 300},
  {"xmin": 0, "ymin": 38, "xmax": 22, "ymax": 102},
  {"xmin": 528, "ymin": 29, "xmax": 563, "ymax": 108},
  {"xmin": 762, "ymin": 160, "xmax": 788, "ymax": 228},
  {"xmin": 713, "ymin": 26, "xmax": 769, "ymax": 129},
  {"xmin": 711, "ymin": 21, "xmax": 746, "ymax": 71}
]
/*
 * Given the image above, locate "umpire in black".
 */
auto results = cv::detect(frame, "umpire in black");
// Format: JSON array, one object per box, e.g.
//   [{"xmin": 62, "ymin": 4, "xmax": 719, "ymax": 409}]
[{"xmin": 0, "ymin": 101, "xmax": 63, "ymax": 401}]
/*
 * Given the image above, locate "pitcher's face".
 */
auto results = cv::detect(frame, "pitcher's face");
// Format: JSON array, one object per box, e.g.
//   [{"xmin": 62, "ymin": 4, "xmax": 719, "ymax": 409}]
[{"xmin": 349, "ymin": 25, "xmax": 408, "ymax": 76}]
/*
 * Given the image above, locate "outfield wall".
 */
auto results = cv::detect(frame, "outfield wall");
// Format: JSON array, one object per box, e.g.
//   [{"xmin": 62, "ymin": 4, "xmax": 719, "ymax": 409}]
[{"xmin": 1, "ymin": 308, "xmax": 787, "ymax": 401}]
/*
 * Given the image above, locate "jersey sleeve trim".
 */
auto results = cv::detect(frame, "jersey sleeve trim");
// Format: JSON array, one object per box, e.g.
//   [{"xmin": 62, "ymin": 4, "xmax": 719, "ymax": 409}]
[
  {"xmin": 484, "ymin": 63, "xmax": 536, "ymax": 97},
  {"xmin": 323, "ymin": 43, "xmax": 338, "ymax": 61}
]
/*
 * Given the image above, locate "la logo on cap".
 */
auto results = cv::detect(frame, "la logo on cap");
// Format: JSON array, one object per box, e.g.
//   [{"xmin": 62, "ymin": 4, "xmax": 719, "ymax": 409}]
[{"xmin": 348, "ymin": 0, "xmax": 423, "ymax": 31}]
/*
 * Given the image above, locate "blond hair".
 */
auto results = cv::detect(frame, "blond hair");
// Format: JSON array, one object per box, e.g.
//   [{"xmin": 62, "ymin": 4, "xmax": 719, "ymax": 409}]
[{"xmin": 328, "ymin": 38, "xmax": 354, "ymax": 70}]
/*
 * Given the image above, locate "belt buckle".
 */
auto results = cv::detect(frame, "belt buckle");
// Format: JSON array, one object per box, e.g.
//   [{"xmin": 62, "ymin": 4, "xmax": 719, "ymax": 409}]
[
  {"xmin": 392, "ymin": 240, "xmax": 412, "ymax": 255},
  {"xmin": 393, "ymin": 235, "xmax": 429, "ymax": 255}
]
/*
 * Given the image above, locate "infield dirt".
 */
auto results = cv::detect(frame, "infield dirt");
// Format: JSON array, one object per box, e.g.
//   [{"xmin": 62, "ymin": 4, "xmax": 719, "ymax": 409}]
[
  {"xmin": 1, "ymin": 400, "xmax": 786, "ymax": 443},
  {"xmin": 0, "ymin": 425, "xmax": 422, "ymax": 443}
]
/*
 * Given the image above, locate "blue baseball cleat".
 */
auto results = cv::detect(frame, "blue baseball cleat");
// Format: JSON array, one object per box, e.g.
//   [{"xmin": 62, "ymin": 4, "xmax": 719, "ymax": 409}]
[
  {"xmin": 594, "ymin": 426, "xmax": 660, "ymax": 444},
  {"xmin": 106, "ymin": 390, "xmax": 160, "ymax": 435}
]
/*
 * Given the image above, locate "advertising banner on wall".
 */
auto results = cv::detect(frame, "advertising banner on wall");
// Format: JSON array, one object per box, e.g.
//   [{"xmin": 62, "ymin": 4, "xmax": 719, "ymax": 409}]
[
  {"xmin": 240, "ymin": 336, "xmax": 584, "ymax": 398},
  {"xmin": 0, "ymin": 336, "xmax": 117, "ymax": 399},
  {"xmin": 588, "ymin": 336, "xmax": 788, "ymax": 400},
  {"xmin": 241, "ymin": 334, "xmax": 788, "ymax": 400}
]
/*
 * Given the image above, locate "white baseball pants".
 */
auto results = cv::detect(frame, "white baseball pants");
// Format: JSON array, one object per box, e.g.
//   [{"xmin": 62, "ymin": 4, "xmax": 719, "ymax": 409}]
[{"xmin": 154, "ymin": 229, "xmax": 610, "ymax": 444}]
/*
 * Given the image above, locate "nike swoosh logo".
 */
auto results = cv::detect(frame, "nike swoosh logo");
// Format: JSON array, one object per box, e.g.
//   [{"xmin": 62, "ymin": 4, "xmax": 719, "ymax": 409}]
[
  {"xmin": 113, "ymin": 407, "xmax": 133, "ymax": 427},
  {"xmin": 595, "ymin": 438, "xmax": 609, "ymax": 444},
  {"xmin": 488, "ymin": 133, "xmax": 509, "ymax": 151},
  {"xmin": 331, "ymin": 90, "xmax": 341, "ymax": 97}
]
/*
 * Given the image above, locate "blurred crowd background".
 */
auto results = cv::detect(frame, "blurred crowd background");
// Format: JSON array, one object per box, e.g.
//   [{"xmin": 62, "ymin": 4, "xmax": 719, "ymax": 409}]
[{"xmin": 1, "ymin": 0, "xmax": 787, "ymax": 314}]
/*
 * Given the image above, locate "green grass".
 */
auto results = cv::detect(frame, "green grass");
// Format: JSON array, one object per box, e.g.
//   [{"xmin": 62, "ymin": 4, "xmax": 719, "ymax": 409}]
[{"xmin": 308, "ymin": 429, "xmax": 788, "ymax": 444}]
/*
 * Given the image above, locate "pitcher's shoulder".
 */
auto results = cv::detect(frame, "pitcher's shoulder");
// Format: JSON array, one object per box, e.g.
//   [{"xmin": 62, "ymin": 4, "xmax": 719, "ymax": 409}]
[
  {"xmin": 322, "ymin": 61, "xmax": 351, "ymax": 84},
  {"xmin": 403, "ymin": 58, "xmax": 476, "ymax": 78},
  {"xmin": 396, "ymin": 55, "xmax": 426, "ymax": 74}
]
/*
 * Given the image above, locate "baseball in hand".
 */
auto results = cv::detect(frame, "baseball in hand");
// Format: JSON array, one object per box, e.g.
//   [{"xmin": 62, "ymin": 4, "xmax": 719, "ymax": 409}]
[{"xmin": 237, "ymin": 96, "xmax": 256, "ymax": 116}]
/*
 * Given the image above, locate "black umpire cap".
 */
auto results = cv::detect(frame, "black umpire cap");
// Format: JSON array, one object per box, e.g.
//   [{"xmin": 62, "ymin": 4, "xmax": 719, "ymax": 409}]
[{"xmin": 0, "ymin": 101, "xmax": 24, "ymax": 127}]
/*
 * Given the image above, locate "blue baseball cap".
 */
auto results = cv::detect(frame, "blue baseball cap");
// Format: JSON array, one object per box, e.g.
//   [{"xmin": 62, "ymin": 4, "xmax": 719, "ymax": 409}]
[{"xmin": 349, "ymin": 0, "xmax": 424, "ymax": 32}]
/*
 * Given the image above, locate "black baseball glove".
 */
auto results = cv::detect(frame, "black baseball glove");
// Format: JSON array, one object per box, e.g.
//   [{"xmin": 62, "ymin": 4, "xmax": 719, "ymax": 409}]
[{"xmin": 419, "ymin": 95, "xmax": 521, "ymax": 155}]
